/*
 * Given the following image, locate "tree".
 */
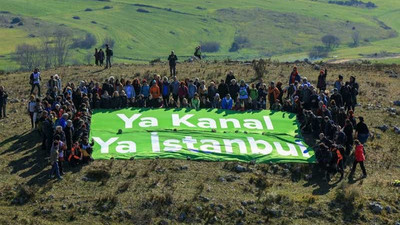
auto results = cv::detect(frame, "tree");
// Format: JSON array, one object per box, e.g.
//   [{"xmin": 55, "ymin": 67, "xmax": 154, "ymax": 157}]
[
  {"xmin": 351, "ymin": 30, "xmax": 361, "ymax": 47},
  {"xmin": 252, "ymin": 59, "xmax": 268, "ymax": 79},
  {"xmin": 321, "ymin": 35, "xmax": 341, "ymax": 50},
  {"xmin": 14, "ymin": 44, "xmax": 41, "ymax": 70},
  {"xmin": 40, "ymin": 36, "xmax": 55, "ymax": 69},
  {"xmin": 309, "ymin": 46, "xmax": 329, "ymax": 59},
  {"xmin": 53, "ymin": 28, "xmax": 72, "ymax": 66}
]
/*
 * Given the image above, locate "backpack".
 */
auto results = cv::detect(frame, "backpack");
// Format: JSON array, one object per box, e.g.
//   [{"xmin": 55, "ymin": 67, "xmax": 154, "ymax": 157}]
[{"xmin": 110, "ymin": 49, "xmax": 113, "ymax": 56}]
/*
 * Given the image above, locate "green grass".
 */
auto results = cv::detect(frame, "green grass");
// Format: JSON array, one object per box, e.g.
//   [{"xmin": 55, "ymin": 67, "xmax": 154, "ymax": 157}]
[
  {"xmin": 0, "ymin": 62, "xmax": 399, "ymax": 224},
  {"xmin": 0, "ymin": 0, "xmax": 399, "ymax": 69}
]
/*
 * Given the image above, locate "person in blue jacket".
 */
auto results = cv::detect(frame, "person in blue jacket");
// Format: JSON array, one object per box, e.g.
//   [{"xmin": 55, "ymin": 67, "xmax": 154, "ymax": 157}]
[{"xmin": 221, "ymin": 94, "xmax": 233, "ymax": 110}]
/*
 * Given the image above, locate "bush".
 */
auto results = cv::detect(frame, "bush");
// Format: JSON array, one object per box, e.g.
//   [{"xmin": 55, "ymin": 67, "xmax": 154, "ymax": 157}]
[
  {"xmin": 72, "ymin": 16, "xmax": 80, "ymax": 20},
  {"xmin": 321, "ymin": 34, "xmax": 340, "ymax": 49},
  {"xmin": 103, "ymin": 6, "xmax": 113, "ymax": 9},
  {"xmin": 137, "ymin": 8, "xmax": 150, "ymax": 13},
  {"xmin": 229, "ymin": 36, "xmax": 250, "ymax": 52},
  {"xmin": 200, "ymin": 41, "xmax": 220, "ymax": 53},
  {"xmin": 84, "ymin": 8, "xmax": 93, "ymax": 12},
  {"xmin": 309, "ymin": 46, "xmax": 329, "ymax": 59},
  {"xmin": 71, "ymin": 33, "xmax": 97, "ymax": 49},
  {"xmin": 10, "ymin": 17, "xmax": 21, "ymax": 24}
]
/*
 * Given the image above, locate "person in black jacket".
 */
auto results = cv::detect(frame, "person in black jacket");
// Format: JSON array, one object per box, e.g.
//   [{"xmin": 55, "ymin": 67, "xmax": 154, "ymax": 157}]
[
  {"xmin": 228, "ymin": 79, "xmax": 240, "ymax": 101},
  {"xmin": 225, "ymin": 71, "xmax": 236, "ymax": 85},
  {"xmin": 217, "ymin": 79, "xmax": 229, "ymax": 98},
  {"xmin": 64, "ymin": 120, "xmax": 74, "ymax": 153},
  {"xmin": 42, "ymin": 113, "xmax": 55, "ymax": 152},
  {"xmin": 0, "ymin": 86, "xmax": 7, "ymax": 118},
  {"xmin": 98, "ymin": 49, "xmax": 105, "ymax": 66},
  {"xmin": 168, "ymin": 51, "xmax": 178, "ymax": 76},
  {"xmin": 105, "ymin": 44, "xmax": 113, "ymax": 69},
  {"xmin": 94, "ymin": 48, "xmax": 99, "ymax": 66},
  {"xmin": 330, "ymin": 88, "xmax": 343, "ymax": 107}
]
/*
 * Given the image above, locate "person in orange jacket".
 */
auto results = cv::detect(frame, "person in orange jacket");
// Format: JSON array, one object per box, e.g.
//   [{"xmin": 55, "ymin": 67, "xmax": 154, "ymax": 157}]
[
  {"xmin": 150, "ymin": 81, "xmax": 161, "ymax": 99},
  {"xmin": 268, "ymin": 81, "xmax": 280, "ymax": 109}
]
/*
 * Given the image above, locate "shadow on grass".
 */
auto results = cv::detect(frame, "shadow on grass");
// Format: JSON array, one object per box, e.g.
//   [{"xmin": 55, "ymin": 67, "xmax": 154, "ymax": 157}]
[{"xmin": 0, "ymin": 130, "xmax": 85, "ymax": 186}]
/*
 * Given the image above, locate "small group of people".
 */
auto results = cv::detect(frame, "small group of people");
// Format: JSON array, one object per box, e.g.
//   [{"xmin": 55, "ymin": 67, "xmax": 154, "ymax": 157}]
[
  {"xmin": 93, "ymin": 44, "xmax": 113, "ymax": 69},
  {"xmin": 24, "ymin": 64, "xmax": 369, "ymax": 181}
]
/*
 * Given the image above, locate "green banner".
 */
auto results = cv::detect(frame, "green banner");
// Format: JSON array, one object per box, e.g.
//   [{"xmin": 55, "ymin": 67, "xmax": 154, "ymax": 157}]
[{"xmin": 89, "ymin": 108, "xmax": 315, "ymax": 163}]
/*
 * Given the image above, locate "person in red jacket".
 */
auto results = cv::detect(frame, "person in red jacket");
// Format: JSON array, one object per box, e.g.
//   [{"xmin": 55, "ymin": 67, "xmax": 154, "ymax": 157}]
[{"xmin": 349, "ymin": 139, "xmax": 367, "ymax": 178}]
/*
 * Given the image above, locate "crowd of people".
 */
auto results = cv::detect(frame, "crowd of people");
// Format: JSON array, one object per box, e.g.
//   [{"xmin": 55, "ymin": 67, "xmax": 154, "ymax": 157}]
[{"xmin": 25, "ymin": 64, "xmax": 369, "ymax": 181}]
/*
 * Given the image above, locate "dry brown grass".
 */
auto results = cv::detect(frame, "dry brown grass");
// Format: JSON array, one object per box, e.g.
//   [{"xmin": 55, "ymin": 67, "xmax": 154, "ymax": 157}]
[{"xmin": 0, "ymin": 61, "xmax": 399, "ymax": 224}]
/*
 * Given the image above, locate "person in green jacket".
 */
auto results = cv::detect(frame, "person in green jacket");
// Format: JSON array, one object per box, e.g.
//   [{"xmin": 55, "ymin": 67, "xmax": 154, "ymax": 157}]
[
  {"xmin": 249, "ymin": 83, "xmax": 259, "ymax": 110},
  {"xmin": 191, "ymin": 93, "xmax": 200, "ymax": 110}
]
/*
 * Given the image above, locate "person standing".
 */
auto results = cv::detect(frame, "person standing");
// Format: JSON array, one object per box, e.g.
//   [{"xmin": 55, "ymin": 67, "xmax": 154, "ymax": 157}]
[
  {"xmin": 168, "ymin": 51, "xmax": 178, "ymax": 76},
  {"xmin": 0, "ymin": 86, "xmax": 7, "ymax": 118},
  {"xmin": 94, "ymin": 48, "xmax": 99, "ymax": 66},
  {"xmin": 355, "ymin": 116, "xmax": 369, "ymax": 144},
  {"xmin": 99, "ymin": 49, "xmax": 105, "ymax": 66},
  {"xmin": 268, "ymin": 82, "xmax": 280, "ymax": 109},
  {"xmin": 317, "ymin": 69, "xmax": 327, "ymax": 93},
  {"xmin": 105, "ymin": 44, "xmax": 113, "ymax": 69},
  {"xmin": 289, "ymin": 66, "xmax": 301, "ymax": 85},
  {"xmin": 30, "ymin": 68, "xmax": 41, "ymax": 97},
  {"xmin": 194, "ymin": 46, "xmax": 201, "ymax": 59},
  {"xmin": 49, "ymin": 140, "xmax": 63, "ymax": 180},
  {"xmin": 349, "ymin": 140, "xmax": 367, "ymax": 179}
]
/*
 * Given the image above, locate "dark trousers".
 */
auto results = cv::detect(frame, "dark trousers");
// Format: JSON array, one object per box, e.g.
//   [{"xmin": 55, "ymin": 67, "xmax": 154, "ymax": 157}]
[
  {"xmin": 170, "ymin": 65, "xmax": 176, "ymax": 76},
  {"xmin": 0, "ymin": 104, "xmax": 2, "ymax": 118},
  {"xmin": 95, "ymin": 58, "xmax": 99, "ymax": 65},
  {"xmin": 58, "ymin": 160, "xmax": 63, "ymax": 175},
  {"xmin": 350, "ymin": 160, "xmax": 367, "ymax": 176},
  {"xmin": 30, "ymin": 84, "xmax": 41, "ymax": 97},
  {"xmin": 106, "ymin": 56, "xmax": 112, "ymax": 68},
  {"xmin": 163, "ymin": 95, "xmax": 169, "ymax": 107},
  {"xmin": 100, "ymin": 60, "xmax": 104, "ymax": 66}
]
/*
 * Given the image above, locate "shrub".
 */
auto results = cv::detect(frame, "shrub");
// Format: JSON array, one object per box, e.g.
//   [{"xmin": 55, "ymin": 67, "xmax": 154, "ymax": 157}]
[
  {"xmin": 71, "ymin": 33, "xmax": 97, "ymax": 49},
  {"xmin": 321, "ymin": 34, "xmax": 340, "ymax": 49},
  {"xmin": 72, "ymin": 16, "xmax": 80, "ymax": 20},
  {"xmin": 200, "ymin": 41, "xmax": 220, "ymax": 53},
  {"xmin": 84, "ymin": 8, "xmax": 93, "ymax": 12},
  {"xmin": 229, "ymin": 36, "xmax": 250, "ymax": 52},
  {"xmin": 309, "ymin": 46, "xmax": 329, "ymax": 59},
  {"xmin": 10, "ymin": 17, "xmax": 21, "ymax": 24},
  {"xmin": 137, "ymin": 8, "xmax": 150, "ymax": 13},
  {"xmin": 103, "ymin": 6, "xmax": 113, "ymax": 9}
]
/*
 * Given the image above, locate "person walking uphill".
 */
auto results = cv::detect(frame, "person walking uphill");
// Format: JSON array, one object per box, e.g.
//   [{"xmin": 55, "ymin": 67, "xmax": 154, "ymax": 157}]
[
  {"xmin": 349, "ymin": 140, "xmax": 367, "ymax": 179},
  {"xmin": 30, "ymin": 68, "xmax": 41, "ymax": 97},
  {"xmin": 105, "ymin": 44, "xmax": 113, "ymax": 69},
  {"xmin": 168, "ymin": 51, "xmax": 178, "ymax": 76}
]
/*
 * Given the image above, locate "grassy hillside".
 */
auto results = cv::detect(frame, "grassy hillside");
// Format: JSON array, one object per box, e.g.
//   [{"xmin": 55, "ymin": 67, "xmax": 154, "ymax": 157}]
[
  {"xmin": 0, "ymin": 62, "xmax": 399, "ymax": 224},
  {"xmin": 0, "ymin": 0, "xmax": 400, "ymax": 70}
]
